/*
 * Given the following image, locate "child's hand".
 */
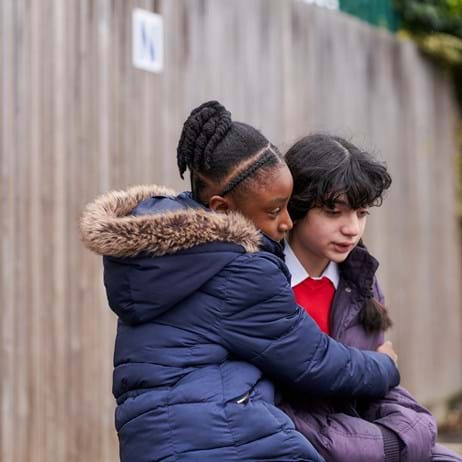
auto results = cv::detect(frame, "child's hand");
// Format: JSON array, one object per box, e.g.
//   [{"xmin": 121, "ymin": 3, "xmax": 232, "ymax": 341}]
[{"xmin": 377, "ymin": 341, "xmax": 398, "ymax": 366}]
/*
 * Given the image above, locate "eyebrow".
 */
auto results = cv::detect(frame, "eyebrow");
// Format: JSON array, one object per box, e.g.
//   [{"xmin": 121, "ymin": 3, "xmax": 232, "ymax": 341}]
[
  {"xmin": 323, "ymin": 199, "xmax": 348, "ymax": 208},
  {"xmin": 268, "ymin": 197, "xmax": 289, "ymax": 204},
  {"xmin": 327, "ymin": 200, "xmax": 368, "ymax": 210}
]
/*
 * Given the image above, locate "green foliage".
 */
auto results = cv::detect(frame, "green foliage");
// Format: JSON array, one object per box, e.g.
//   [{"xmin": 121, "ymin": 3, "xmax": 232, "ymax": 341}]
[
  {"xmin": 395, "ymin": 0, "xmax": 462, "ymax": 217},
  {"xmin": 417, "ymin": 32, "xmax": 462, "ymax": 66},
  {"xmin": 447, "ymin": 0, "xmax": 462, "ymax": 18},
  {"xmin": 395, "ymin": 0, "xmax": 462, "ymax": 67},
  {"xmin": 395, "ymin": 1, "xmax": 462, "ymax": 96},
  {"xmin": 395, "ymin": 0, "xmax": 462, "ymax": 36}
]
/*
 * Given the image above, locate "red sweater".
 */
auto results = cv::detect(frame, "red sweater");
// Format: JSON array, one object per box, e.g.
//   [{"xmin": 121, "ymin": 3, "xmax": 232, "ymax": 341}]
[{"xmin": 293, "ymin": 277, "xmax": 335, "ymax": 335}]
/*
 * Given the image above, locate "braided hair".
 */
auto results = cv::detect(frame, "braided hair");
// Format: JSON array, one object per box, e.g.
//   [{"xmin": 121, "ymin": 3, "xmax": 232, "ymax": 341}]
[
  {"xmin": 177, "ymin": 101, "xmax": 283, "ymax": 203},
  {"xmin": 285, "ymin": 133, "xmax": 393, "ymax": 333}
]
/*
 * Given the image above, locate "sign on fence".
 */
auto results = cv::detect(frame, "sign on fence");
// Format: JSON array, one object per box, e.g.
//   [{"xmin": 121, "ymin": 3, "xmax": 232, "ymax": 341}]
[
  {"xmin": 132, "ymin": 8, "xmax": 164, "ymax": 73},
  {"xmin": 302, "ymin": 0, "xmax": 339, "ymax": 9}
]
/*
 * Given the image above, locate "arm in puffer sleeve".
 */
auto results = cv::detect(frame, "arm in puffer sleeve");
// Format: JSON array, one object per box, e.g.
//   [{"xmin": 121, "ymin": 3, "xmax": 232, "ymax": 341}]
[{"xmin": 219, "ymin": 253, "xmax": 400, "ymax": 399}]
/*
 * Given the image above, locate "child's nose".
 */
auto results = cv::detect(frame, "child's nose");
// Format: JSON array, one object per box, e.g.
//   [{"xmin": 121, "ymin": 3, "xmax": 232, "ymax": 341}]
[
  {"xmin": 342, "ymin": 215, "xmax": 360, "ymax": 236},
  {"xmin": 279, "ymin": 210, "xmax": 293, "ymax": 232}
]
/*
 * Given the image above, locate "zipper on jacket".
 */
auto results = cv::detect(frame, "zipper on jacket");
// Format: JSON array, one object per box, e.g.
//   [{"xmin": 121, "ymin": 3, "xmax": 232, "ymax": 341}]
[{"xmin": 235, "ymin": 391, "xmax": 251, "ymax": 405}]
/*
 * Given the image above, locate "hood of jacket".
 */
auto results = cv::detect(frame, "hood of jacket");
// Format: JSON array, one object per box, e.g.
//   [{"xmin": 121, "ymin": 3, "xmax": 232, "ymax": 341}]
[
  {"xmin": 80, "ymin": 185, "xmax": 268, "ymax": 324},
  {"xmin": 80, "ymin": 184, "xmax": 263, "ymax": 257}
]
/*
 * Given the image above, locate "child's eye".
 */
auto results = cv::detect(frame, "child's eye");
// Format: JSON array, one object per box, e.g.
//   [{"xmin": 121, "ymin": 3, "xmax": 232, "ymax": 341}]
[
  {"xmin": 358, "ymin": 209, "xmax": 370, "ymax": 218},
  {"xmin": 268, "ymin": 208, "xmax": 281, "ymax": 217},
  {"xmin": 325, "ymin": 209, "xmax": 340, "ymax": 216}
]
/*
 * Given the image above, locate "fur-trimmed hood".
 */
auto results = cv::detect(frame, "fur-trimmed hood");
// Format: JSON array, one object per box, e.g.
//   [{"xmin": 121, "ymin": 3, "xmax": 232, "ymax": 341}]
[{"xmin": 80, "ymin": 184, "xmax": 262, "ymax": 257}]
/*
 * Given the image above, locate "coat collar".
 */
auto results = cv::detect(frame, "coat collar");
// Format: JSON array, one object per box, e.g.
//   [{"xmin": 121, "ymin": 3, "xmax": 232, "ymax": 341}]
[{"xmin": 339, "ymin": 242, "xmax": 379, "ymax": 299}]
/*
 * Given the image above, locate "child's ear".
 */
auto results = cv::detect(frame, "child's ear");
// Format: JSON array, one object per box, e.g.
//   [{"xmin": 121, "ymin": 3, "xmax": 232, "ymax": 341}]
[{"xmin": 208, "ymin": 195, "xmax": 233, "ymax": 213}]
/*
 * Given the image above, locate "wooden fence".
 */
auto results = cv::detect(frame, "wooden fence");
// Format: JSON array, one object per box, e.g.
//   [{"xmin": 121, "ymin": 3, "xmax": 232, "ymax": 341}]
[{"xmin": 1, "ymin": 0, "xmax": 461, "ymax": 460}]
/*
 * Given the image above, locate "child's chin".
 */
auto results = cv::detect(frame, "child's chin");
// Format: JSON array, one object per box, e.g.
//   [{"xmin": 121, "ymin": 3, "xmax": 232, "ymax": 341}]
[{"xmin": 330, "ymin": 252, "xmax": 351, "ymax": 263}]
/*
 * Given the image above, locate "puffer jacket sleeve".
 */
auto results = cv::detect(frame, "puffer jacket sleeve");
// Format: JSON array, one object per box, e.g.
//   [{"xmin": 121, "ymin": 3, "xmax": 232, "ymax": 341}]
[{"xmin": 218, "ymin": 253, "xmax": 400, "ymax": 399}]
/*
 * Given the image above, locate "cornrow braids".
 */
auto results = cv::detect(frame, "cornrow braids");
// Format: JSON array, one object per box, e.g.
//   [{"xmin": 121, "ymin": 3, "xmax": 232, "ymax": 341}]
[
  {"xmin": 176, "ymin": 100, "xmax": 283, "ymax": 202},
  {"xmin": 218, "ymin": 148, "xmax": 276, "ymax": 197}
]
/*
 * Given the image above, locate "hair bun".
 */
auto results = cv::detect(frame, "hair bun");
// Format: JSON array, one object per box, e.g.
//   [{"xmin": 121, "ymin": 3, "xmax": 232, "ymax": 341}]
[{"xmin": 177, "ymin": 100, "xmax": 232, "ymax": 178}]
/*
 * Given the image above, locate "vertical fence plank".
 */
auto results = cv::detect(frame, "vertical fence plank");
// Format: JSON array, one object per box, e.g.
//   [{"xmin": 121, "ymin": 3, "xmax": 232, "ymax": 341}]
[{"xmin": 1, "ymin": 0, "xmax": 17, "ymax": 458}]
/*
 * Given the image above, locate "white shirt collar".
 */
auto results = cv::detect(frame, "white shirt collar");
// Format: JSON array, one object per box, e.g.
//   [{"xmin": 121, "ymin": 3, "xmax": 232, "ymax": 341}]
[{"xmin": 284, "ymin": 240, "xmax": 340, "ymax": 289}]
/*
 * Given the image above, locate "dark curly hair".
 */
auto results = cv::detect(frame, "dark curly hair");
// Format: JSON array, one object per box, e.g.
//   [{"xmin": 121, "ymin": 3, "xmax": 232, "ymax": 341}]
[
  {"xmin": 285, "ymin": 133, "xmax": 393, "ymax": 333},
  {"xmin": 286, "ymin": 134, "xmax": 392, "ymax": 222},
  {"xmin": 177, "ymin": 101, "xmax": 283, "ymax": 203}
]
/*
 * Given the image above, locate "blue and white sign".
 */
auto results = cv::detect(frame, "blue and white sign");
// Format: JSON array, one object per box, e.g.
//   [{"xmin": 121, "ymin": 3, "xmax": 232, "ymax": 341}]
[
  {"xmin": 302, "ymin": 0, "xmax": 339, "ymax": 9},
  {"xmin": 132, "ymin": 8, "xmax": 164, "ymax": 73}
]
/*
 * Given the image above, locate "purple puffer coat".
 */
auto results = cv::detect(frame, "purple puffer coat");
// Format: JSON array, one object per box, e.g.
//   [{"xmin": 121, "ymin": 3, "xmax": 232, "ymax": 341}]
[{"xmin": 280, "ymin": 245, "xmax": 437, "ymax": 462}]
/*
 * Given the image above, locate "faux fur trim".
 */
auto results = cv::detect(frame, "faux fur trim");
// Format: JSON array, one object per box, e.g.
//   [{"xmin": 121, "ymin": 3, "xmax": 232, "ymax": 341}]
[{"xmin": 80, "ymin": 184, "xmax": 262, "ymax": 257}]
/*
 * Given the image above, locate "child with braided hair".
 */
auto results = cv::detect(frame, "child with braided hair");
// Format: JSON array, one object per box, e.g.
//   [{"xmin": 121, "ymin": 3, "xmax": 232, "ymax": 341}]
[{"xmin": 81, "ymin": 101, "xmax": 399, "ymax": 462}]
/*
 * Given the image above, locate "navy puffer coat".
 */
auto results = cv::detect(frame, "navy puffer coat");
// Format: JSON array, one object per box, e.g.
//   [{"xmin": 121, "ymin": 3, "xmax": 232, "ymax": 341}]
[{"xmin": 80, "ymin": 185, "xmax": 400, "ymax": 462}]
